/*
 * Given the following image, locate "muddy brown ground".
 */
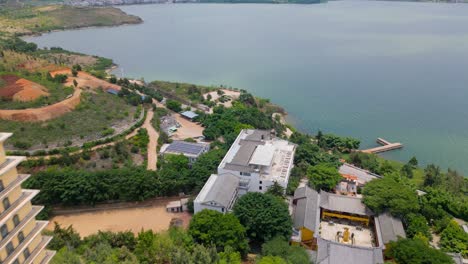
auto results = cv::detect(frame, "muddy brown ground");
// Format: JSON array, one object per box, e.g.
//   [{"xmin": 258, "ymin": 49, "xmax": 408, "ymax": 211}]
[{"xmin": 47, "ymin": 203, "xmax": 191, "ymax": 237}]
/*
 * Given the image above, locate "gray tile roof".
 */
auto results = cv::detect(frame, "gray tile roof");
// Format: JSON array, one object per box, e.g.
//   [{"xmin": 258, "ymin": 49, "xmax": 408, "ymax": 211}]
[
  {"xmin": 293, "ymin": 187, "xmax": 320, "ymax": 232},
  {"xmin": 181, "ymin": 111, "xmax": 198, "ymax": 119},
  {"xmin": 377, "ymin": 212, "xmax": 406, "ymax": 244},
  {"xmin": 229, "ymin": 140, "xmax": 261, "ymax": 166},
  {"xmin": 245, "ymin": 130, "xmax": 271, "ymax": 141},
  {"xmin": 164, "ymin": 141, "xmax": 208, "ymax": 156},
  {"xmin": 316, "ymin": 238, "xmax": 384, "ymax": 264},
  {"xmin": 200, "ymin": 173, "xmax": 239, "ymax": 208},
  {"xmin": 339, "ymin": 163, "xmax": 381, "ymax": 184},
  {"xmin": 320, "ymin": 192, "xmax": 373, "ymax": 216}
]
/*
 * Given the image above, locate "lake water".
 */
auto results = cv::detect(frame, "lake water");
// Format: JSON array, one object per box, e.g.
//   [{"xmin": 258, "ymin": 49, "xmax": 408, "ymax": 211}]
[{"xmin": 25, "ymin": 1, "xmax": 468, "ymax": 174}]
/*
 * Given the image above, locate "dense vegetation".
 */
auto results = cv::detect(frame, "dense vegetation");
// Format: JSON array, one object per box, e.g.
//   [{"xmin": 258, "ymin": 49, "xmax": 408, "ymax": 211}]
[{"xmin": 233, "ymin": 192, "xmax": 292, "ymax": 244}]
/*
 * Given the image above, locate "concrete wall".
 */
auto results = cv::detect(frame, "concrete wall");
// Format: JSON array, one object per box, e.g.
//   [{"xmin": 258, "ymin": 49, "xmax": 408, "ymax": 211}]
[{"xmin": 194, "ymin": 202, "xmax": 225, "ymax": 214}]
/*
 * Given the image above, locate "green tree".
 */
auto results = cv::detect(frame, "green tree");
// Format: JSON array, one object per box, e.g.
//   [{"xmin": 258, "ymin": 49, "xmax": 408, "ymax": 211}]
[
  {"xmin": 189, "ymin": 149, "xmax": 227, "ymax": 191},
  {"xmin": 266, "ymin": 182, "xmax": 285, "ymax": 198},
  {"xmin": 362, "ymin": 175, "xmax": 419, "ymax": 217},
  {"xmin": 261, "ymin": 236, "xmax": 310, "ymax": 264},
  {"xmin": 386, "ymin": 238, "xmax": 454, "ymax": 264},
  {"xmin": 408, "ymin": 156, "xmax": 418, "ymax": 167},
  {"xmin": 238, "ymin": 92, "xmax": 256, "ymax": 106},
  {"xmin": 401, "ymin": 163, "xmax": 414, "ymax": 179},
  {"xmin": 233, "ymin": 193, "xmax": 292, "ymax": 243},
  {"xmin": 166, "ymin": 100, "xmax": 182, "ymax": 112},
  {"xmin": 218, "ymin": 246, "xmax": 242, "ymax": 264},
  {"xmin": 404, "ymin": 213, "xmax": 431, "ymax": 240},
  {"xmin": 439, "ymin": 220, "xmax": 468, "ymax": 257},
  {"xmin": 47, "ymin": 223, "xmax": 82, "ymax": 250},
  {"xmin": 257, "ymin": 256, "xmax": 288, "ymax": 264},
  {"xmin": 424, "ymin": 164, "xmax": 442, "ymax": 187},
  {"xmin": 307, "ymin": 164, "xmax": 342, "ymax": 191},
  {"xmin": 189, "ymin": 210, "xmax": 249, "ymax": 255},
  {"xmin": 51, "ymin": 247, "xmax": 83, "ymax": 264}
]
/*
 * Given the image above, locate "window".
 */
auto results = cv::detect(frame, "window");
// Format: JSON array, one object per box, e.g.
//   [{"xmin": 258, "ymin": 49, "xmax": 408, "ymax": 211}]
[
  {"xmin": 259, "ymin": 186, "xmax": 263, "ymax": 190},
  {"xmin": 13, "ymin": 215, "xmax": 20, "ymax": 227},
  {"xmin": 0, "ymin": 180, "xmax": 4, "ymax": 192},
  {"xmin": 221, "ymin": 207, "xmax": 225, "ymax": 213},
  {"xmin": 1, "ymin": 224, "xmax": 8, "ymax": 239},
  {"xmin": 240, "ymin": 172, "xmax": 251, "ymax": 177},
  {"xmin": 3, "ymin": 198, "xmax": 10, "ymax": 210},
  {"xmin": 23, "ymin": 248, "xmax": 31, "ymax": 260},
  {"xmin": 17, "ymin": 231, "xmax": 24, "ymax": 243},
  {"xmin": 259, "ymin": 181, "xmax": 262, "ymax": 184},
  {"xmin": 6, "ymin": 242, "xmax": 14, "ymax": 256}
]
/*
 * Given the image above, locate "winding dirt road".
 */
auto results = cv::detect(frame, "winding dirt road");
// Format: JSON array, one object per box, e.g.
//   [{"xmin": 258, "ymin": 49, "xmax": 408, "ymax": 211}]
[{"xmin": 142, "ymin": 109, "xmax": 158, "ymax": 171}]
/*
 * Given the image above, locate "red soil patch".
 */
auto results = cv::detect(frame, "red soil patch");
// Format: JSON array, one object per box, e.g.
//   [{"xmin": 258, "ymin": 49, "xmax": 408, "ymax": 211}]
[
  {"xmin": 0, "ymin": 68, "xmax": 121, "ymax": 122},
  {"xmin": 0, "ymin": 89, "xmax": 81, "ymax": 122},
  {"xmin": 0, "ymin": 75, "xmax": 49, "ymax": 102}
]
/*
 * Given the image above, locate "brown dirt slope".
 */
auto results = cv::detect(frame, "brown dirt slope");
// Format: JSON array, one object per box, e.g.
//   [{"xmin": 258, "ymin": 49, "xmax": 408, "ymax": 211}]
[
  {"xmin": 0, "ymin": 88, "xmax": 81, "ymax": 122},
  {"xmin": 0, "ymin": 75, "xmax": 49, "ymax": 101}
]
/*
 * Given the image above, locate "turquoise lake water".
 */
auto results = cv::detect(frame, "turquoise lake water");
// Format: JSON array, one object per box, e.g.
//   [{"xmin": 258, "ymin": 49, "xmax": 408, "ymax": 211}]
[{"xmin": 25, "ymin": 1, "xmax": 468, "ymax": 174}]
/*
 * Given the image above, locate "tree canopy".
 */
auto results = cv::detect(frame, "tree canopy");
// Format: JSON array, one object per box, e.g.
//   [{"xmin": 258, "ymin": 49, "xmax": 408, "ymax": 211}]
[
  {"xmin": 439, "ymin": 220, "xmax": 468, "ymax": 257},
  {"xmin": 233, "ymin": 193, "xmax": 292, "ymax": 243},
  {"xmin": 261, "ymin": 236, "xmax": 311, "ymax": 264},
  {"xmin": 362, "ymin": 175, "xmax": 419, "ymax": 217},
  {"xmin": 307, "ymin": 164, "xmax": 342, "ymax": 191},
  {"xmin": 188, "ymin": 210, "xmax": 249, "ymax": 255},
  {"xmin": 386, "ymin": 238, "xmax": 454, "ymax": 264}
]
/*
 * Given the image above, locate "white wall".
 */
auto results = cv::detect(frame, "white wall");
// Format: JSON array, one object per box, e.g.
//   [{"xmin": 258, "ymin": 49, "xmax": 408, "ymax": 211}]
[{"xmin": 194, "ymin": 202, "xmax": 226, "ymax": 214}]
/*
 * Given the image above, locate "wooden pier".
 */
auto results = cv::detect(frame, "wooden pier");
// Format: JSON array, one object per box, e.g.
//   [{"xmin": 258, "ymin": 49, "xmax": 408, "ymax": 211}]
[{"xmin": 361, "ymin": 138, "xmax": 403, "ymax": 154}]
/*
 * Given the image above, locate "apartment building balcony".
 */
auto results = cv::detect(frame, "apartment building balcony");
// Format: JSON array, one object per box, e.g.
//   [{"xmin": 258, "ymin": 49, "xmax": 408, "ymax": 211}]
[{"xmin": 2, "ymin": 220, "xmax": 48, "ymax": 264}]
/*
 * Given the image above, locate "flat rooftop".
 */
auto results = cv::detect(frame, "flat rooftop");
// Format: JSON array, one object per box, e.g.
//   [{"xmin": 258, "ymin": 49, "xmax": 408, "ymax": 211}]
[
  {"xmin": 219, "ymin": 129, "xmax": 295, "ymax": 183},
  {"xmin": 320, "ymin": 220, "xmax": 375, "ymax": 248}
]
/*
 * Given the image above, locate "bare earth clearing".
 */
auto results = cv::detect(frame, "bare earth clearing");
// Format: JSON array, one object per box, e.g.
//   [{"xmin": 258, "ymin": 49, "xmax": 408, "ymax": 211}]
[
  {"xmin": 50, "ymin": 69, "xmax": 121, "ymax": 91},
  {"xmin": 203, "ymin": 89, "xmax": 240, "ymax": 109},
  {"xmin": 47, "ymin": 200, "xmax": 191, "ymax": 237},
  {"xmin": 172, "ymin": 113, "xmax": 204, "ymax": 140},
  {"xmin": 0, "ymin": 69, "xmax": 120, "ymax": 122},
  {"xmin": 0, "ymin": 89, "xmax": 81, "ymax": 122},
  {"xmin": 0, "ymin": 75, "xmax": 49, "ymax": 101}
]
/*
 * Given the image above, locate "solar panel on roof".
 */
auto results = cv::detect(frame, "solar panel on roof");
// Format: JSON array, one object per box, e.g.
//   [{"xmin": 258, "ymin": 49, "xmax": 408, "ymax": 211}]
[{"xmin": 166, "ymin": 141, "xmax": 205, "ymax": 155}]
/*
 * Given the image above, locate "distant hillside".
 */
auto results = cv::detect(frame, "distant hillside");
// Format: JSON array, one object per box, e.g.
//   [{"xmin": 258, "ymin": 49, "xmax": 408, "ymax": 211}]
[{"xmin": 0, "ymin": 5, "xmax": 142, "ymax": 35}]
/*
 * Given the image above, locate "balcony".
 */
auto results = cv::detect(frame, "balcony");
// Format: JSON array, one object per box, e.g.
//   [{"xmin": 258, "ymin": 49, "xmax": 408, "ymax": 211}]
[
  {"xmin": 0, "ymin": 189, "xmax": 40, "ymax": 226},
  {"xmin": 24, "ymin": 235, "xmax": 53, "ymax": 264},
  {"xmin": 0, "ymin": 174, "xmax": 31, "ymax": 202},
  {"xmin": 2, "ymin": 220, "xmax": 48, "ymax": 264},
  {"xmin": 0, "ymin": 205, "xmax": 43, "ymax": 251}
]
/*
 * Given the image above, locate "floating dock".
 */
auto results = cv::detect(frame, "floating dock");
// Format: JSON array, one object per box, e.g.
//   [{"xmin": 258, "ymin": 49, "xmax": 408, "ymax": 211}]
[{"xmin": 361, "ymin": 138, "xmax": 403, "ymax": 154}]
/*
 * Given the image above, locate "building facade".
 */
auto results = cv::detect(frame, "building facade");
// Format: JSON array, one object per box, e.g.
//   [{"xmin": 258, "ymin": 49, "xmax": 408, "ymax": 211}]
[
  {"xmin": 0, "ymin": 133, "xmax": 55, "ymax": 264},
  {"xmin": 218, "ymin": 129, "xmax": 296, "ymax": 193},
  {"xmin": 193, "ymin": 129, "xmax": 296, "ymax": 214}
]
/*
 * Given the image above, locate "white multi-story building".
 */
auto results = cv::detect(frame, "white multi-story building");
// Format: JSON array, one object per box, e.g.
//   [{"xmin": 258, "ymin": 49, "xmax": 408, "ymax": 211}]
[
  {"xmin": 218, "ymin": 129, "xmax": 296, "ymax": 193},
  {"xmin": 194, "ymin": 129, "xmax": 296, "ymax": 213}
]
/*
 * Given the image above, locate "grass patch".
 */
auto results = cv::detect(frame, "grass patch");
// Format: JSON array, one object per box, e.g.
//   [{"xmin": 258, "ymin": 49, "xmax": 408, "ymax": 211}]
[
  {"xmin": 150, "ymin": 80, "xmax": 219, "ymax": 105},
  {"xmin": 0, "ymin": 89, "xmax": 136, "ymax": 149}
]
